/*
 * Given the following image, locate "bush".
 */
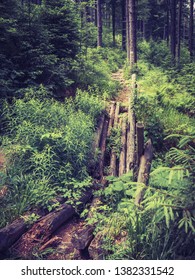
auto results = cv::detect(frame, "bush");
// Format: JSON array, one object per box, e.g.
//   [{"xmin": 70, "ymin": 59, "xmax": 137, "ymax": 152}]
[{"xmin": 0, "ymin": 86, "xmax": 104, "ymax": 227}]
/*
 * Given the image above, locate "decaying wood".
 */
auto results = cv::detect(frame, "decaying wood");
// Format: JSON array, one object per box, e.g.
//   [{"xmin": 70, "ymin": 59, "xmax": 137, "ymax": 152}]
[
  {"xmin": 88, "ymin": 232, "xmax": 104, "ymax": 260},
  {"xmin": 2, "ymin": 191, "xmax": 92, "ymax": 256},
  {"xmin": 92, "ymin": 113, "xmax": 105, "ymax": 152},
  {"xmin": 0, "ymin": 217, "xmax": 28, "ymax": 253},
  {"xmin": 107, "ymin": 102, "xmax": 116, "ymax": 137},
  {"xmin": 71, "ymin": 225, "xmax": 94, "ymax": 250},
  {"xmin": 119, "ymin": 117, "xmax": 127, "ymax": 176},
  {"xmin": 71, "ymin": 198, "xmax": 101, "ymax": 250},
  {"xmin": 114, "ymin": 102, "xmax": 120, "ymax": 126},
  {"xmin": 136, "ymin": 122, "xmax": 144, "ymax": 168},
  {"xmin": 109, "ymin": 102, "xmax": 120, "ymax": 176},
  {"xmin": 134, "ymin": 139, "xmax": 153, "ymax": 206},
  {"xmin": 98, "ymin": 117, "xmax": 109, "ymax": 179},
  {"xmin": 126, "ymin": 74, "xmax": 136, "ymax": 173}
]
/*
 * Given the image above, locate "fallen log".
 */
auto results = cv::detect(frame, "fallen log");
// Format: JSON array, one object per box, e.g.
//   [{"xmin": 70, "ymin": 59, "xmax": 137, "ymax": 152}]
[
  {"xmin": 88, "ymin": 232, "xmax": 104, "ymax": 260},
  {"xmin": 1, "ymin": 190, "xmax": 92, "ymax": 255},
  {"xmin": 0, "ymin": 217, "xmax": 28, "ymax": 253},
  {"xmin": 71, "ymin": 198, "xmax": 101, "ymax": 250},
  {"xmin": 134, "ymin": 139, "xmax": 153, "ymax": 206},
  {"xmin": 98, "ymin": 117, "xmax": 109, "ymax": 179},
  {"xmin": 126, "ymin": 75, "xmax": 136, "ymax": 173},
  {"xmin": 136, "ymin": 122, "xmax": 144, "ymax": 168},
  {"xmin": 92, "ymin": 113, "xmax": 105, "ymax": 152},
  {"xmin": 109, "ymin": 102, "xmax": 120, "ymax": 176},
  {"xmin": 119, "ymin": 117, "xmax": 127, "ymax": 176},
  {"xmin": 107, "ymin": 102, "xmax": 116, "ymax": 137}
]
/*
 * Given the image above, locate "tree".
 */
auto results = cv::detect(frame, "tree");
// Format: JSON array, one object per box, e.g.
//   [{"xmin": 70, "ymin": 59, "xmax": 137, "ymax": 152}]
[
  {"xmin": 189, "ymin": 0, "xmax": 194, "ymax": 58},
  {"xmin": 177, "ymin": 0, "xmax": 183, "ymax": 64},
  {"xmin": 97, "ymin": 0, "xmax": 103, "ymax": 46},
  {"xmin": 126, "ymin": 0, "xmax": 137, "ymax": 66},
  {"xmin": 170, "ymin": 0, "xmax": 177, "ymax": 60}
]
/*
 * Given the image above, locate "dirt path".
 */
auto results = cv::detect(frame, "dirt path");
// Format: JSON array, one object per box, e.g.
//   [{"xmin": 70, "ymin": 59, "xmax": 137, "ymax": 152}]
[{"xmin": 112, "ymin": 69, "xmax": 130, "ymax": 104}]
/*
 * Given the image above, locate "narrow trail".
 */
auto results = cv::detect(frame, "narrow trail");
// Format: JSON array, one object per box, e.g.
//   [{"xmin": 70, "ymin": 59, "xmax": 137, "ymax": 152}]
[{"xmin": 1, "ymin": 69, "xmax": 136, "ymax": 260}]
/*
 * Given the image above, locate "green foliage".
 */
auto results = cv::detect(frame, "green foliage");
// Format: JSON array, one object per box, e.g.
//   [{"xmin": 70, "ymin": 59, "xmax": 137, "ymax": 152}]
[
  {"xmin": 76, "ymin": 47, "xmax": 124, "ymax": 98},
  {"xmin": 93, "ymin": 165, "xmax": 195, "ymax": 259},
  {"xmin": 138, "ymin": 40, "xmax": 172, "ymax": 69},
  {"xmin": 107, "ymin": 126, "xmax": 122, "ymax": 159},
  {"xmin": 0, "ymin": 86, "xmax": 104, "ymax": 227},
  {"xmin": 0, "ymin": 0, "xmax": 80, "ymax": 98}
]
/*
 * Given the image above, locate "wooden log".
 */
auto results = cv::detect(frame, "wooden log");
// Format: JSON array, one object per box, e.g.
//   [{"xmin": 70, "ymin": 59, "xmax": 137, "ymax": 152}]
[
  {"xmin": 0, "ymin": 217, "xmax": 28, "ymax": 253},
  {"xmin": 136, "ymin": 122, "xmax": 144, "ymax": 168},
  {"xmin": 92, "ymin": 113, "xmax": 105, "ymax": 152},
  {"xmin": 119, "ymin": 117, "xmax": 127, "ymax": 176},
  {"xmin": 1, "ymin": 190, "xmax": 92, "ymax": 254},
  {"xmin": 126, "ymin": 75, "xmax": 136, "ymax": 173},
  {"xmin": 134, "ymin": 139, "xmax": 153, "ymax": 206},
  {"xmin": 109, "ymin": 102, "xmax": 120, "ymax": 176},
  {"xmin": 88, "ymin": 232, "xmax": 104, "ymax": 260},
  {"xmin": 107, "ymin": 102, "xmax": 116, "ymax": 137},
  {"xmin": 99, "ymin": 117, "xmax": 109, "ymax": 179},
  {"xmin": 71, "ymin": 198, "xmax": 101, "ymax": 250},
  {"xmin": 71, "ymin": 225, "xmax": 94, "ymax": 250}
]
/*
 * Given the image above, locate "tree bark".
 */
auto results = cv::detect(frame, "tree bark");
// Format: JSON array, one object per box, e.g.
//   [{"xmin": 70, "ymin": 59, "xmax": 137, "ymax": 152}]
[
  {"xmin": 110, "ymin": 102, "xmax": 120, "ymax": 176},
  {"xmin": 1, "ymin": 191, "xmax": 92, "ymax": 254},
  {"xmin": 97, "ymin": 0, "xmax": 102, "ymax": 47},
  {"xmin": 122, "ymin": 0, "xmax": 126, "ymax": 50},
  {"xmin": 112, "ymin": 0, "xmax": 116, "ymax": 46},
  {"xmin": 0, "ymin": 218, "xmax": 28, "ymax": 253},
  {"xmin": 177, "ymin": 0, "xmax": 183, "ymax": 64},
  {"xmin": 129, "ymin": 0, "xmax": 137, "ymax": 66},
  {"xmin": 136, "ymin": 122, "xmax": 144, "ymax": 168},
  {"xmin": 189, "ymin": 0, "xmax": 194, "ymax": 58},
  {"xmin": 119, "ymin": 117, "xmax": 127, "ymax": 176},
  {"xmin": 170, "ymin": 0, "xmax": 177, "ymax": 61},
  {"xmin": 134, "ymin": 139, "xmax": 153, "ymax": 206},
  {"xmin": 126, "ymin": 74, "xmax": 136, "ymax": 173},
  {"xmin": 107, "ymin": 102, "xmax": 116, "ymax": 138}
]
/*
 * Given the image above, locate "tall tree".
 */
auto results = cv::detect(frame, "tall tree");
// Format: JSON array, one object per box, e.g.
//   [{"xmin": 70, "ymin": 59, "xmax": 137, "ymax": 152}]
[
  {"xmin": 189, "ymin": 0, "xmax": 194, "ymax": 58},
  {"xmin": 177, "ymin": 0, "xmax": 183, "ymax": 64},
  {"xmin": 170, "ymin": 0, "xmax": 177, "ymax": 60},
  {"xmin": 97, "ymin": 0, "xmax": 103, "ymax": 46},
  {"xmin": 112, "ymin": 0, "xmax": 116, "ymax": 46},
  {"xmin": 128, "ymin": 0, "xmax": 137, "ymax": 66},
  {"xmin": 122, "ymin": 0, "xmax": 126, "ymax": 50}
]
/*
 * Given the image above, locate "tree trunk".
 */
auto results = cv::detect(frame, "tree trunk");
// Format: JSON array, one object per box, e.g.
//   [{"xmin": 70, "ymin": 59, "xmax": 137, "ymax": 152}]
[
  {"xmin": 122, "ymin": 0, "xmax": 126, "ymax": 50},
  {"xmin": 170, "ymin": 0, "xmax": 177, "ymax": 61},
  {"xmin": 166, "ymin": 0, "xmax": 170, "ymax": 46},
  {"xmin": 189, "ymin": 0, "xmax": 194, "ymax": 58},
  {"xmin": 177, "ymin": 0, "xmax": 182, "ymax": 64},
  {"xmin": 112, "ymin": 0, "xmax": 116, "ymax": 46},
  {"xmin": 126, "ymin": 0, "xmax": 130, "ymax": 61},
  {"xmin": 129, "ymin": 0, "xmax": 137, "ymax": 66},
  {"xmin": 97, "ymin": 0, "xmax": 102, "ymax": 47},
  {"xmin": 134, "ymin": 139, "xmax": 153, "ymax": 206}
]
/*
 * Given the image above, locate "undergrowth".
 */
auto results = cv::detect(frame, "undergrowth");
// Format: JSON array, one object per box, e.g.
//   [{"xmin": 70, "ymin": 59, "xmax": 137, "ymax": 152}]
[{"xmin": 0, "ymin": 86, "xmax": 105, "ymax": 227}]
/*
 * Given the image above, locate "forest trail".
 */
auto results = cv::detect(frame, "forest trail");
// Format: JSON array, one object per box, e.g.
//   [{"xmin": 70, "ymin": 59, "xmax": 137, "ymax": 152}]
[
  {"xmin": 112, "ymin": 69, "xmax": 129, "ymax": 104},
  {"xmin": 2, "ymin": 70, "xmax": 136, "ymax": 260}
]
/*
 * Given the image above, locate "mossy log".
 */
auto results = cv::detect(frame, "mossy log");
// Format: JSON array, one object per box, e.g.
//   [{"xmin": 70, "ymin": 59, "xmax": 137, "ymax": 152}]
[
  {"xmin": 134, "ymin": 139, "xmax": 153, "ymax": 206},
  {"xmin": 126, "ymin": 75, "xmax": 136, "ymax": 173},
  {"xmin": 119, "ymin": 117, "xmax": 127, "ymax": 176},
  {"xmin": 0, "ymin": 191, "xmax": 92, "ymax": 254}
]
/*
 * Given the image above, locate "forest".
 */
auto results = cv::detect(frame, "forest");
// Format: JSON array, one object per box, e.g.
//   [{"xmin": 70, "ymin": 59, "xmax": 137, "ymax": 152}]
[{"xmin": 0, "ymin": 0, "xmax": 194, "ymax": 260}]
